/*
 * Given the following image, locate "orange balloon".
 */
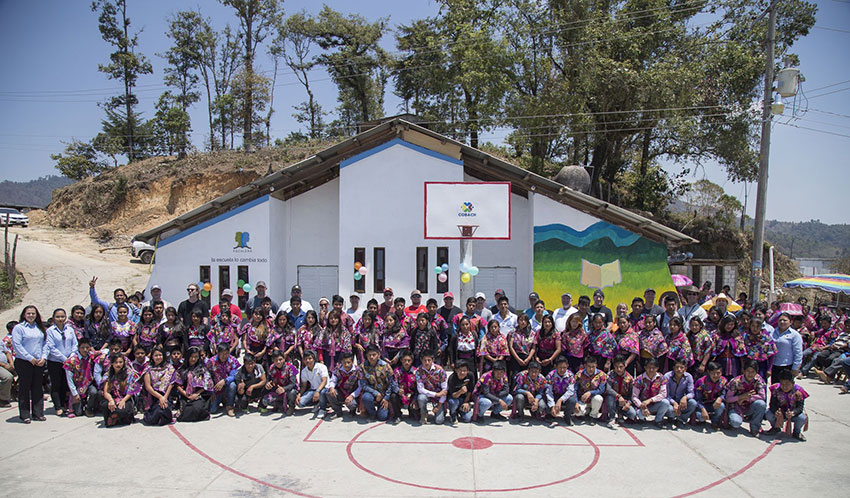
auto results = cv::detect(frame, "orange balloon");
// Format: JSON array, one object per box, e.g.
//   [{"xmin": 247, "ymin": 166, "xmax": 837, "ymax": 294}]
[{"xmin": 354, "ymin": 262, "xmax": 362, "ymax": 270}]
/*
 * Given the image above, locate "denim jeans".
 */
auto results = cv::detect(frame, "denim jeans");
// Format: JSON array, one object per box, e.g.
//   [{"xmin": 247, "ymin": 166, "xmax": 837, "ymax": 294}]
[
  {"xmin": 209, "ymin": 381, "xmax": 237, "ymax": 413},
  {"xmin": 636, "ymin": 399, "xmax": 672, "ymax": 423},
  {"xmin": 416, "ymin": 394, "xmax": 446, "ymax": 424},
  {"xmin": 695, "ymin": 401, "xmax": 726, "ymax": 425},
  {"xmin": 447, "ymin": 397, "xmax": 474, "ymax": 422},
  {"xmin": 670, "ymin": 398, "xmax": 698, "ymax": 423},
  {"xmin": 765, "ymin": 409, "xmax": 807, "ymax": 436},
  {"xmin": 361, "ymin": 392, "xmax": 390, "ymax": 421},
  {"xmin": 841, "ymin": 356, "xmax": 850, "ymax": 389},
  {"xmin": 728, "ymin": 399, "xmax": 766, "ymax": 432},
  {"xmin": 298, "ymin": 388, "xmax": 328, "ymax": 410},
  {"xmin": 605, "ymin": 394, "xmax": 637, "ymax": 420},
  {"xmin": 478, "ymin": 394, "xmax": 514, "ymax": 417},
  {"xmin": 514, "ymin": 393, "xmax": 547, "ymax": 418}
]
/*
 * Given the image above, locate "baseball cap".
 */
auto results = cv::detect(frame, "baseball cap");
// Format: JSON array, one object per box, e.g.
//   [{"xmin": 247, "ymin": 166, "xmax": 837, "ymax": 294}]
[
  {"xmin": 318, "ymin": 297, "xmax": 330, "ymax": 305},
  {"xmin": 350, "ymin": 293, "xmax": 360, "ymax": 299},
  {"xmin": 494, "ymin": 288, "xmax": 505, "ymax": 296},
  {"xmin": 443, "ymin": 292, "xmax": 454, "ymax": 300},
  {"xmin": 383, "ymin": 287, "xmax": 393, "ymax": 295},
  {"xmin": 410, "ymin": 289, "xmax": 422, "ymax": 298},
  {"xmin": 221, "ymin": 288, "xmax": 233, "ymax": 297},
  {"xmin": 593, "ymin": 289, "xmax": 604, "ymax": 298},
  {"xmin": 529, "ymin": 292, "xmax": 539, "ymax": 300},
  {"xmin": 644, "ymin": 288, "xmax": 656, "ymax": 293},
  {"xmin": 151, "ymin": 284, "xmax": 161, "ymax": 291},
  {"xmin": 255, "ymin": 281, "xmax": 268, "ymax": 289},
  {"xmin": 475, "ymin": 292, "xmax": 486, "ymax": 300},
  {"xmin": 291, "ymin": 284, "xmax": 301, "ymax": 292},
  {"xmin": 561, "ymin": 292, "xmax": 572, "ymax": 298}
]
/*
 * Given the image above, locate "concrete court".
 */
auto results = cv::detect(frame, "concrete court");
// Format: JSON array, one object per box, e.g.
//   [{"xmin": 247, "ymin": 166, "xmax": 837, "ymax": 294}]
[{"xmin": 2, "ymin": 376, "xmax": 846, "ymax": 498}]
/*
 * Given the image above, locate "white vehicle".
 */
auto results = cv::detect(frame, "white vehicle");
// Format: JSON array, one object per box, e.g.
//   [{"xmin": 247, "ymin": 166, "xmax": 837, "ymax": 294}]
[
  {"xmin": 0, "ymin": 208, "xmax": 29, "ymax": 227},
  {"xmin": 131, "ymin": 238, "xmax": 156, "ymax": 264}
]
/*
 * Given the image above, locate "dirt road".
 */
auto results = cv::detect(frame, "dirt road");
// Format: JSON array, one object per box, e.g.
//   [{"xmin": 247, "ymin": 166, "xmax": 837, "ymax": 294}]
[{"xmin": 0, "ymin": 226, "xmax": 150, "ymax": 327}]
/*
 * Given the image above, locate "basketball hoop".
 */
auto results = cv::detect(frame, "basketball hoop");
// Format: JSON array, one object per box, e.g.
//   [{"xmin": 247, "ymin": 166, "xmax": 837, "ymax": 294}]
[{"xmin": 457, "ymin": 225, "xmax": 479, "ymax": 237}]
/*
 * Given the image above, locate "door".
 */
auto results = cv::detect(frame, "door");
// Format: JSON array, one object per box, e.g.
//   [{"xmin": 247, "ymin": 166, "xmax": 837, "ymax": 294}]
[
  {"xmin": 475, "ymin": 267, "xmax": 517, "ymax": 308},
  {"xmin": 297, "ymin": 265, "xmax": 339, "ymax": 308}
]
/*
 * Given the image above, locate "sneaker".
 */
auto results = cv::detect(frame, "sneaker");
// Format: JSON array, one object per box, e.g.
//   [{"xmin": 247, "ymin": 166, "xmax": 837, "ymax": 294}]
[
  {"xmin": 491, "ymin": 413, "xmax": 507, "ymax": 421},
  {"xmin": 603, "ymin": 419, "xmax": 614, "ymax": 428},
  {"xmin": 67, "ymin": 413, "xmax": 76, "ymax": 419},
  {"xmin": 85, "ymin": 409, "xmax": 94, "ymax": 418},
  {"xmin": 317, "ymin": 411, "xmax": 325, "ymax": 419},
  {"xmin": 653, "ymin": 421, "xmax": 664, "ymax": 429},
  {"xmin": 793, "ymin": 433, "xmax": 806, "ymax": 442},
  {"xmin": 765, "ymin": 427, "xmax": 781, "ymax": 435},
  {"xmin": 226, "ymin": 407, "xmax": 235, "ymax": 417},
  {"xmin": 420, "ymin": 412, "xmax": 428, "ymax": 425},
  {"xmin": 749, "ymin": 427, "xmax": 760, "ymax": 437},
  {"xmin": 258, "ymin": 406, "xmax": 268, "ymax": 414},
  {"xmin": 286, "ymin": 406, "xmax": 295, "ymax": 416}
]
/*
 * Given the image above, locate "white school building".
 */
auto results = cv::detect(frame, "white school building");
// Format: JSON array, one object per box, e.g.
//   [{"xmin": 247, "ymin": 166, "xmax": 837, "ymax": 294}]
[{"xmin": 133, "ymin": 118, "xmax": 695, "ymax": 312}]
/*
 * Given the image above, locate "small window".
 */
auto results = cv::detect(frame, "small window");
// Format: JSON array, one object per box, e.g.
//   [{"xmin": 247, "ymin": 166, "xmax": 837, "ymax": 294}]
[
  {"xmin": 199, "ymin": 266, "xmax": 211, "ymax": 307},
  {"xmin": 436, "ymin": 246, "xmax": 449, "ymax": 293},
  {"xmin": 218, "ymin": 266, "xmax": 231, "ymax": 298},
  {"xmin": 354, "ymin": 247, "xmax": 366, "ymax": 293},
  {"xmin": 374, "ymin": 247, "xmax": 386, "ymax": 292},
  {"xmin": 237, "ymin": 265, "xmax": 249, "ymax": 311},
  {"xmin": 416, "ymin": 247, "xmax": 428, "ymax": 293}
]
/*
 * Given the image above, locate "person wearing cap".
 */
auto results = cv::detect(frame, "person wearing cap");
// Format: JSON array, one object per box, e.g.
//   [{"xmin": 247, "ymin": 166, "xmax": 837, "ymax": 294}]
[
  {"xmin": 281, "ymin": 285, "xmax": 312, "ymax": 314},
  {"xmin": 552, "ymin": 293, "xmax": 578, "ymax": 333},
  {"xmin": 378, "ymin": 288, "xmax": 394, "ymax": 320},
  {"xmin": 523, "ymin": 292, "xmax": 541, "ymax": 318},
  {"xmin": 437, "ymin": 292, "xmax": 462, "ymax": 325},
  {"xmin": 474, "ymin": 292, "xmax": 493, "ymax": 322},
  {"xmin": 644, "ymin": 288, "xmax": 663, "ymax": 316},
  {"xmin": 404, "ymin": 290, "xmax": 427, "ymax": 318},
  {"xmin": 246, "ymin": 281, "xmax": 279, "ymax": 318},
  {"xmin": 678, "ymin": 285, "xmax": 708, "ymax": 333},
  {"xmin": 210, "ymin": 289, "xmax": 243, "ymax": 324},
  {"xmin": 589, "ymin": 290, "xmax": 613, "ymax": 325},
  {"xmin": 489, "ymin": 289, "xmax": 517, "ymax": 315},
  {"xmin": 142, "ymin": 285, "xmax": 172, "ymax": 310},
  {"xmin": 346, "ymin": 294, "xmax": 364, "ymax": 324}
]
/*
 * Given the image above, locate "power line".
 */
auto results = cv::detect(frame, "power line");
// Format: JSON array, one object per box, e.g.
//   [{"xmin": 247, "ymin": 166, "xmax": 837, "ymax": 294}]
[
  {"xmin": 808, "ymin": 108, "xmax": 850, "ymax": 120},
  {"xmin": 806, "ymin": 86, "xmax": 850, "ymax": 100},
  {"xmin": 774, "ymin": 121, "xmax": 850, "ymax": 139},
  {"xmin": 805, "ymin": 79, "xmax": 850, "ymax": 93}
]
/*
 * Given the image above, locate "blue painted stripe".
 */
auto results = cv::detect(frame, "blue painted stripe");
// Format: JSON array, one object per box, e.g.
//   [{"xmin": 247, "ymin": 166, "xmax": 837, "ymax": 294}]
[
  {"xmin": 533, "ymin": 221, "xmax": 641, "ymax": 248},
  {"xmin": 158, "ymin": 195, "xmax": 269, "ymax": 247},
  {"xmin": 340, "ymin": 137, "xmax": 463, "ymax": 168}
]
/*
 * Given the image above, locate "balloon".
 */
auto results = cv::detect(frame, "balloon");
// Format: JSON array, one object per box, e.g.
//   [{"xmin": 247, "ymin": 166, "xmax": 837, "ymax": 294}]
[
  {"xmin": 237, "ymin": 279, "xmax": 245, "ymax": 288},
  {"xmin": 461, "ymin": 272, "xmax": 471, "ymax": 283},
  {"xmin": 203, "ymin": 282, "xmax": 212, "ymax": 292},
  {"xmin": 359, "ymin": 266, "xmax": 368, "ymax": 275},
  {"xmin": 441, "ymin": 263, "xmax": 449, "ymax": 272},
  {"xmin": 438, "ymin": 273, "xmax": 448, "ymax": 283},
  {"xmin": 354, "ymin": 262, "xmax": 362, "ymax": 271},
  {"xmin": 434, "ymin": 266, "xmax": 443, "ymax": 274},
  {"xmin": 201, "ymin": 289, "xmax": 210, "ymax": 297},
  {"xmin": 242, "ymin": 283, "xmax": 252, "ymax": 292},
  {"xmin": 469, "ymin": 266, "xmax": 479, "ymax": 276},
  {"xmin": 353, "ymin": 272, "xmax": 363, "ymax": 281},
  {"xmin": 237, "ymin": 288, "xmax": 245, "ymax": 296},
  {"xmin": 459, "ymin": 263, "xmax": 468, "ymax": 273}
]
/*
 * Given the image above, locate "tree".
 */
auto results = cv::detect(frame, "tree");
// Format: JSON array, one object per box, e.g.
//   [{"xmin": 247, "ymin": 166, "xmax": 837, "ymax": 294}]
[
  {"xmin": 91, "ymin": 0, "xmax": 153, "ymax": 162},
  {"xmin": 312, "ymin": 7, "xmax": 389, "ymax": 135},
  {"xmin": 152, "ymin": 92, "xmax": 192, "ymax": 156},
  {"xmin": 92, "ymin": 133, "xmax": 123, "ymax": 168},
  {"xmin": 161, "ymin": 11, "xmax": 203, "ymax": 158},
  {"xmin": 220, "ymin": 0, "xmax": 282, "ymax": 151},
  {"xmin": 51, "ymin": 140, "xmax": 109, "ymax": 180},
  {"xmin": 230, "ymin": 67, "xmax": 271, "ymax": 149},
  {"xmin": 197, "ymin": 22, "xmax": 242, "ymax": 150}
]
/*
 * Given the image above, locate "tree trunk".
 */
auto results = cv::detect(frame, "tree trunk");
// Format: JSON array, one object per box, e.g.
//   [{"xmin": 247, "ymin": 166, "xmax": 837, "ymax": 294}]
[
  {"xmin": 121, "ymin": 3, "xmax": 135, "ymax": 162},
  {"xmin": 243, "ymin": 11, "xmax": 254, "ymax": 152},
  {"xmin": 588, "ymin": 140, "xmax": 610, "ymax": 198}
]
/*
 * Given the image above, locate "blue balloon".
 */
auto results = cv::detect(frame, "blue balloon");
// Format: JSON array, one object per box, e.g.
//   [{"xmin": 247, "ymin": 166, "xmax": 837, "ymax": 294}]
[
  {"xmin": 459, "ymin": 263, "xmax": 468, "ymax": 273},
  {"xmin": 441, "ymin": 263, "xmax": 449, "ymax": 272},
  {"xmin": 469, "ymin": 266, "xmax": 480, "ymax": 276}
]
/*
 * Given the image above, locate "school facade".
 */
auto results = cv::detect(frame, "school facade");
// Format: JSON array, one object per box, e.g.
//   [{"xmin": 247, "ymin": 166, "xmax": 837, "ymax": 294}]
[{"xmin": 133, "ymin": 118, "xmax": 696, "ymax": 311}]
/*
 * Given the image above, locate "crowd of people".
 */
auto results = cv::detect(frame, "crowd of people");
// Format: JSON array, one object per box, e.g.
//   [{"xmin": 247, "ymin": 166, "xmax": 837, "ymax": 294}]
[{"xmin": 3, "ymin": 276, "xmax": 847, "ymax": 441}]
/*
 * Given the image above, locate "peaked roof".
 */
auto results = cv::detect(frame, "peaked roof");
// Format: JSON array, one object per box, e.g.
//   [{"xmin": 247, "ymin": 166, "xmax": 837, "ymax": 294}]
[{"xmin": 133, "ymin": 118, "xmax": 697, "ymax": 247}]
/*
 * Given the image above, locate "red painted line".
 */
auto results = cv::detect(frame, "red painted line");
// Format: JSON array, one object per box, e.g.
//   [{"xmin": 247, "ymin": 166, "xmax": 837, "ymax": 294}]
[
  {"xmin": 493, "ymin": 441, "xmax": 641, "ymax": 448},
  {"xmin": 169, "ymin": 425, "xmax": 321, "ymax": 498},
  {"xmin": 669, "ymin": 440, "xmax": 778, "ymax": 498},
  {"xmin": 302, "ymin": 420, "xmax": 323, "ymax": 442},
  {"xmin": 622, "ymin": 427, "xmax": 645, "ymax": 447},
  {"xmin": 345, "ymin": 423, "xmax": 600, "ymax": 493},
  {"xmin": 0, "ymin": 406, "xmax": 14, "ymax": 414}
]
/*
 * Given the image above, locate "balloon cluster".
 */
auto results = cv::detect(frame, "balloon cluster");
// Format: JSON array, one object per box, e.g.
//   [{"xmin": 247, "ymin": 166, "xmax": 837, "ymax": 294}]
[
  {"xmin": 433, "ymin": 263, "xmax": 449, "ymax": 283},
  {"xmin": 234, "ymin": 279, "xmax": 252, "ymax": 296},
  {"xmin": 458, "ymin": 262, "xmax": 479, "ymax": 284},
  {"xmin": 354, "ymin": 262, "xmax": 368, "ymax": 281}
]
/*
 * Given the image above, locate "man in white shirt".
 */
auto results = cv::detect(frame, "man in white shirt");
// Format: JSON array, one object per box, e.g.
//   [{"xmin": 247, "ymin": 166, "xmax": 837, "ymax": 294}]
[
  {"xmin": 142, "ymin": 284, "xmax": 173, "ymax": 310},
  {"xmin": 678, "ymin": 285, "xmax": 708, "ymax": 332},
  {"xmin": 346, "ymin": 294, "xmax": 364, "ymax": 324},
  {"xmin": 297, "ymin": 350, "xmax": 329, "ymax": 417},
  {"xmin": 282, "ymin": 284, "xmax": 313, "ymax": 313},
  {"xmin": 493, "ymin": 296, "xmax": 518, "ymax": 337},
  {"xmin": 475, "ymin": 292, "xmax": 493, "ymax": 322},
  {"xmin": 552, "ymin": 293, "xmax": 578, "ymax": 332}
]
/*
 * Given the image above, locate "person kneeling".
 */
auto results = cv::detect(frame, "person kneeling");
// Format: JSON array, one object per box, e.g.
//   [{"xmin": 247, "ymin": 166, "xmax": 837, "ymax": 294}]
[
  {"xmin": 605, "ymin": 355, "xmax": 638, "ymax": 423},
  {"xmin": 632, "ymin": 358, "xmax": 672, "ymax": 428},
  {"xmin": 513, "ymin": 360, "xmax": 548, "ymax": 420},
  {"xmin": 765, "ymin": 369, "xmax": 808, "ymax": 441},
  {"xmin": 360, "ymin": 345, "xmax": 395, "ymax": 421},
  {"xmin": 447, "ymin": 360, "xmax": 476, "ymax": 423},
  {"xmin": 415, "ymin": 350, "xmax": 447, "ymax": 424},
  {"xmin": 261, "ymin": 351, "xmax": 298, "ymax": 414},
  {"xmin": 326, "ymin": 352, "xmax": 362, "ymax": 420},
  {"xmin": 234, "ymin": 354, "xmax": 266, "ymax": 412},
  {"xmin": 574, "ymin": 356, "xmax": 608, "ymax": 426},
  {"xmin": 725, "ymin": 359, "xmax": 767, "ymax": 437},
  {"xmin": 297, "ymin": 350, "xmax": 329, "ymax": 418},
  {"xmin": 206, "ymin": 343, "xmax": 241, "ymax": 417},
  {"xmin": 101, "ymin": 353, "xmax": 141, "ymax": 427},
  {"xmin": 664, "ymin": 359, "xmax": 698, "ymax": 426},
  {"xmin": 694, "ymin": 362, "xmax": 727, "ymax": 429},
  {"xmin": 547, "ymin": 356, "xmax": 577, "ymax": 425},
  {"xmin": 475, "ymin": 360, "xmax": 513, "ymax": 421}
]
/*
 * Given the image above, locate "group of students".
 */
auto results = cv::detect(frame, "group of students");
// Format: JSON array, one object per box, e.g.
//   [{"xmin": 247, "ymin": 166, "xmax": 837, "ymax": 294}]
[{"xmin": 1, "ymin": 278, "xmax": 829, "ymax": 441}]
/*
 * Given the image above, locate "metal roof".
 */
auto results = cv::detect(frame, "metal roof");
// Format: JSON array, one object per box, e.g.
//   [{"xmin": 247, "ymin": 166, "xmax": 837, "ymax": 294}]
[{"xmin": 134, "ymin": 118, "xmax": 697, "ymax": 247}]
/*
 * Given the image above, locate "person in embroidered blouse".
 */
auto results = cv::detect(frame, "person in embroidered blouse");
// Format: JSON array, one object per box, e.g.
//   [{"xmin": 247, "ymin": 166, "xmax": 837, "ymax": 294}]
[
  {"xmin": 725, "ymin": 359, "xmax": 767, "ymax": 436},
  {"xmin": 382, "ymin": 313, "xmax": 410, "ymax": 366},
  {"xmin": 742, "ymin": 317, "xmax": 777, "ymax": 381},
  {"xmin": 326, "ymin": 352, "xmax": 363, "ymax": 420},
  {"xmin": 449, "ymin": 315, "xmax": 478, "ymax": 370},
  {"xmin": 478, "ymin": 319, "xmax": 509, "ymax": 373},
  {"xmin": 241, "ymin": 308, "xmax": 270, "ymax": 364},
  {"xmin": 185, "ymin": 310, "xmax": 210, "ymax": 353},
  {"xmin": 694, "ymin": 361, "xmax": 727, "ymax": 428},
  {"xmin": 632, "ymin": 358, "xmax": 671, "ymax": 427},
  {"xmin": 359, "ymin": 345, "xmax": 396, "ymax": 421},
  {"xmin": 615, "ymin": 316, "xmax": 639, "ymax": 375},
  {"xmin": 535, "ymin": 314, "xmax": 562, "ymax": 376},
  {"xmin": 562, "ymin": 313, "xmax": 590, "ymax": 373},
  {"xmin": 546, "ymin": 356, "xmax": 576, "ymax": 425},
  {"xmin": 110, "ymin": 303, "xmax": 136, "ymax": 357},
  {"xmin": 713, "ymin": 315, "xmax": 746, "ymax": 379},
  {"xmin": 637, "ymin": 315, "xmax": 668, "ymax": 367},
  {"xmin": 175, "ymin": 346, "xmax": 213, "ymax": 422},
  {"xmin": 355, "ymin": 311, "xmax": 383, "ymax": 364},
  {"xmin": 508, "ymin": 313, "xmax": 538, "ymax": 387},
  {"xmin": 574, "ymin": 355, "xmax": 608, "ymax": 424},
  {"xmin": 513, "ymin": 360, "xmax": 548, "ymax": 420},
  {"xmin": 391, "ymin": 350, "xmax": 419, "ymax": 422},
  {"xmin": 665, "ymin": 316, "xmax": 694, "ymax": 372},
  {"xmin": 157, "ymin": 307, "xmax": 185, "ymax": 354},
  {"xmin": 410, "ymin": 313, "xmax": 440, "ymax": 367},
  {"xmin": 208, "ymin": 308, "xmax": 239, "ymax": 357},
  {"xmin": 298, "ymin": 310, "xmax": 321, "ymax": 362},
  {"xmin": 688, "ymin": 317, "xmax": 714, "ymax": 377},
  {"xmin": 261, "ymin": 350, "xmax": 299, "ymax": 415},
  {"xmin": 206, "ymin": 343, "xmax": 241, "ymax": 416},
  {"xmin": 764, "ymin": 369, "xmax": 808, "ymax": 441},
  {"xmin": 605, "ymin": 355, "xmax": 637, "ymax": 423},
  {"xmin": 588, "ymin": 313, "xmax": 617, "ymax": 372},
  {"xmin": 142, "ymin": 345, "xmax": 176, "ymax": 426},
  {"xmin": 134, "ymin": 307, "xmax": 160, "ymax": 353},
  {"xmin": 415, "ymin": 350, "xmax": 447, "ymax": 425},
  {"xmin": 475, "ymin": 360, "xmax": 513, "ymax": 421},
  {"xmin": 63, "ymin": 337, "xmax": 99, "ymax": 418},
  {"xmin": 101, "ymin": 353, "xmax": 141, "ymax": 427}
]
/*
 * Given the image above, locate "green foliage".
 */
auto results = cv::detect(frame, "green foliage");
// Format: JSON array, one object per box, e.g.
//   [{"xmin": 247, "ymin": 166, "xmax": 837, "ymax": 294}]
[
  {"xmin": 681, "ymin": 179, "xmax": 744, "ymax": 227},
  {"xmin": 51, "ymin": 140, "xmax": 109, "ymax": 180},
  {"xmin": 764, "ymin": 220, "xmax": 850, "ymax": 258},
  {"xmin": 0, "ymin": 176, "xmax": 74, "ymax": 208},
  {"xmin": 196, "ymin": 19, "xmax": 243, "ymax": 150},
  {"xmin": 152, "ymin": 92, "xmax": 192, "ymax": 156},
  {"xmin": 160, "ymin": 10, "xmax": 204, "ymax": 157}
]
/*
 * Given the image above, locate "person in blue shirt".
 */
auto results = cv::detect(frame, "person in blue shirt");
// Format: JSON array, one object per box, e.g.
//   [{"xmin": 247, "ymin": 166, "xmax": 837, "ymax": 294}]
[
  {"xmin": 287, "ymin": 296, "xmax": 307, "ymax": 330},
  {"xmin": 771, "ymin": 312, "xmax": 803, "ymax": 382},
  {"xmin": 11, "ymin": 305, "xmax": 48, "ymax": 423},
  {"xmin": 45, "ymin": 308, "xmax": 79, "ymax": 417},
  {"xmin": 89, "ymin": 276, "xmax": 140, "ymax": 323}
]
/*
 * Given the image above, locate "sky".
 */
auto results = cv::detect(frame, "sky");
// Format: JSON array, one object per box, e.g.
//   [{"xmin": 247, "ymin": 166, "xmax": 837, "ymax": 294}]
[{"xmin": 0, "ymin": 0, "xmax": 848, "ymax": 224}]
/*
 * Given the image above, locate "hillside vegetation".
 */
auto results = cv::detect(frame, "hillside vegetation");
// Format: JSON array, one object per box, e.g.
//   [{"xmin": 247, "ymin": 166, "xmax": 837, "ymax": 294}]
[{"xmin": 0, "ymin": 175, "xmax": 73, "ymax": 208}]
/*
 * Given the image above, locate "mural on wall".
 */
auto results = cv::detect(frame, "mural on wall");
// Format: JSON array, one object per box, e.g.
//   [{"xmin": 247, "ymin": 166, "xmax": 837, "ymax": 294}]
[{"xmin": 533, "ymin": 221, "xmax": 676, "ymax": 310}]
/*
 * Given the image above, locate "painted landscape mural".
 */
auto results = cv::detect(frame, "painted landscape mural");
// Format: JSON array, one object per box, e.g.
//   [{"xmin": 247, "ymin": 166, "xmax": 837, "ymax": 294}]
[{"xmin": 533, "ymin": 221, "xmax": 676, "ymax": 310}]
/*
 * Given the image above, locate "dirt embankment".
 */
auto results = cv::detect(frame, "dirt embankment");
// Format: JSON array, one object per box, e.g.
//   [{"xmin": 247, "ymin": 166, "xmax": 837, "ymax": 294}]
[{"xmin": 36, "ymin": 141, "xmax": 335, "ymax": 242}]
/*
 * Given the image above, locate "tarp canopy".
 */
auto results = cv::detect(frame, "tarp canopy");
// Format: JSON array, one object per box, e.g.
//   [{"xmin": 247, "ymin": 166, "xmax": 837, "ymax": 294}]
[{"xmin": 783, "ymin": 274, "xmax": 850, "ymax": 295}]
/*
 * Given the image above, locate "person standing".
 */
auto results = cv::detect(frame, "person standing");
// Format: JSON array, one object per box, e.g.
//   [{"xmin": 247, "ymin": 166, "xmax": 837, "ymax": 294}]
[
  {"xmin": 210, "ymin": 289, "xmax": 242, "ymax": 324},
  {"xmin": 346, "ymin": 294, "xmax": 364, "ymax": 324},
  {"xmin": 45, "ymin": 308, "xmax": 78, "ymax": 416},
  {"xmin": 771, "ymin": 312, "xmax": 803, "ymax": 381},
  {"xmin": 589, "ymin": 290, "xmax": 613, "ymax": 325},
  {"xmin": 11, "ymin": 306, "xmax": 47, "ymax": 423},
  {"xmin": 89, "ymin": 276, "xmax": 139, "ymax": 323},
  {"xmin": 177, "ymin": 283, "xmax": 210, "ymax": 328},
  {"xmin": 247, "ymin": 281, "xmax": 280, "ymax": 317},
  {"xmin": 644, "ymin": 288, "xmax": 664, "ymax": 316},
  {"xmin": 437, "ymin": 292, "xmax": 463, "ymax": 324},
  {"xmin": 378, "ymin": 288, "xmax": 395, "ymax": 320},
  {"xmin": 552, "ymin": 293, "xmax": 578, "ymax": 334},
  {"xmin": 678, "ymin": 285, "xmax": 708, "ymax": 333}
]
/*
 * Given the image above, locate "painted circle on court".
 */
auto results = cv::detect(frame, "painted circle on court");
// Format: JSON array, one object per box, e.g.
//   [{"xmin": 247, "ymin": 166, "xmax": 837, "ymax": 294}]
[
  {"xmin": 451, "ymin": 436, "xmax": 494, "ymax": 450},
  {"xmin": 345, "ymin": 423, "xmax": 601, "ymax": 493}
]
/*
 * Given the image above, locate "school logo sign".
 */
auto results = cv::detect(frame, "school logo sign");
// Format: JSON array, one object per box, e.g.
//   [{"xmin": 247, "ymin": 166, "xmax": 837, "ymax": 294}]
[
  {"xmin": 459, "ymin": 202, "xmax": 476, "ymax": 217},
  {"xmin": 234, "ymin": 231, "xmax": 251, "ymax": 251}
]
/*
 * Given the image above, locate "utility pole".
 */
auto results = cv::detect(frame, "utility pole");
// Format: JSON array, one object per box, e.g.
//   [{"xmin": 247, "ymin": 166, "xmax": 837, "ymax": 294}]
[{"xmin": 749, "ymin": 1, "xmax": 777, "ymax": 304}]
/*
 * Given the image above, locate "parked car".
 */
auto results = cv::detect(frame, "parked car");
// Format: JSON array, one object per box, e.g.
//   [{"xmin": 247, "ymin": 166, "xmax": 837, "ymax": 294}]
[
  {"xmin": 0, "ymin": 208, "xmax": 29, "ymax": 227},
  {"xmin": 131, "ymin": 238, "xmax": 156, "ymax": 264}
]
